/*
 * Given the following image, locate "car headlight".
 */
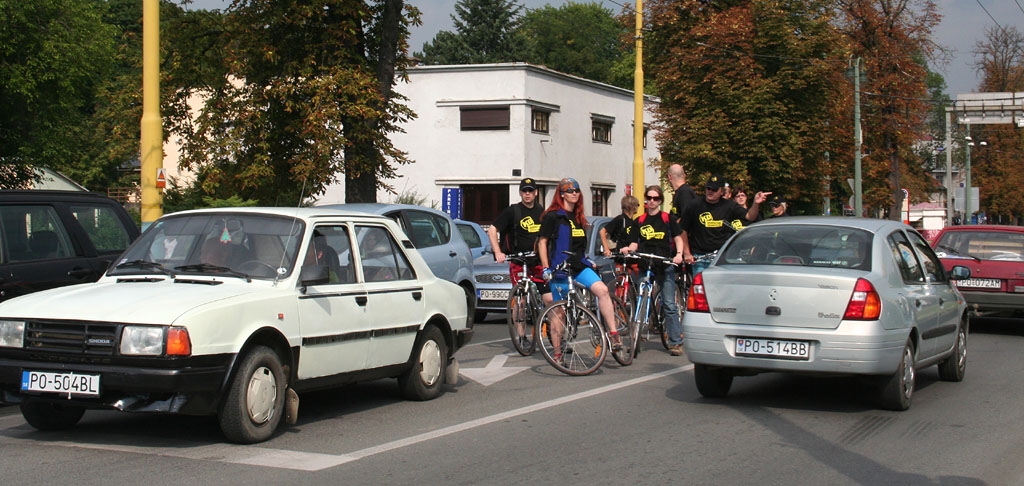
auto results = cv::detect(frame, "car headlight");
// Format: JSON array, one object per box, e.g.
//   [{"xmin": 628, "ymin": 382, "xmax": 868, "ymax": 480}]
[
  {"xmin": 119, "ymin": 325, "xmax": 192, "ymax": 356},
  {"xmin": 0, "ymin": 320, "xmax": 25, "ymax": 348}
]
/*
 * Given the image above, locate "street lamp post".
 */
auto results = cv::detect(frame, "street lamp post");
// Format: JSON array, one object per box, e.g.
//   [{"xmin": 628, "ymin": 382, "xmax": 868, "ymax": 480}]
[
  {"xmin": 846, "ymin": 58, "xmax": 866, "ymax": 217},
  {"xmin": 963, "ymin": 128, "xmax": 986, "ymax": 225}
]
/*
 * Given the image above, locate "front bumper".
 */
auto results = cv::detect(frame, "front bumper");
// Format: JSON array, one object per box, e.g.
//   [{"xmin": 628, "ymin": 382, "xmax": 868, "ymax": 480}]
[
  {"xmin": 682, "ymin": 313, "xmax": 908, "ymax": 376},
  {"xmin": 0, "ymin": 353, "xmax": 234, "ymax": 415},
  {"xmin": 958, "ymin": 290, "xmax": 1024, "ymax": 315}
]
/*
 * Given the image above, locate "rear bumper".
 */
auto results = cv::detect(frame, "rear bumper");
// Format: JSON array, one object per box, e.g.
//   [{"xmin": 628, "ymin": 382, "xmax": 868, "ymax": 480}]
[
  {"xmin": 958, "ymin": 290, "xmax": 1024, "ymax": 314},
  {"xmin": 682, "ymin": 313, "xmax": 908, "ymax": 376}
]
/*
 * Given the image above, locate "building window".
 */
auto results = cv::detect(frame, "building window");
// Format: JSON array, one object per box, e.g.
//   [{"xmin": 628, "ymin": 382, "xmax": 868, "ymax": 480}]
[
  {"xmin": 461, "ymin": 107, "xmax": 510, "ymax": 131},
  {"xmin": 532, "ymin": 109, "xmax": 550, "ymax": 133},
  {"xmin": 592, "ymin": 118, "xmax": 612, "ymax": 143},
  {"xmin": 591, "ymin": 188, "xmax": 608, "ymax": 216}
]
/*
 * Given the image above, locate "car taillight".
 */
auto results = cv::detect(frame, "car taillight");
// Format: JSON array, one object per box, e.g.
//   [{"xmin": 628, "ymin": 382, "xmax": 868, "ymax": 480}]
[
  {"xmin": 843, "ymin": 278, "xmax": 881, "ymax": 320},
  {"xmin": 687, "ymin": 273, "xmax": 710, "ymax": 312}
]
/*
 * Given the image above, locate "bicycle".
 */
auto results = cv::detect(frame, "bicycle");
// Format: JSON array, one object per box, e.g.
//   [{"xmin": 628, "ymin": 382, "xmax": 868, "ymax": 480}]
[
  {"xmin": 537, "ymin": 253, "xmax": 634, "ymax": 375},
  {"xmin": 621, "ymin": 252, "xmax": 681, "ymax": 356},
  {"xmin": 505, "ymin": 251, "xmax": 545, "ymax": 356}
]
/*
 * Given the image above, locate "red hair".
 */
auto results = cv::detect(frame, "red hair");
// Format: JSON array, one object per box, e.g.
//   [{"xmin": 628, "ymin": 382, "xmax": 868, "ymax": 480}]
[{"xmin": 542, "ymin": 187, "xmax": 588, "ymax": 228}]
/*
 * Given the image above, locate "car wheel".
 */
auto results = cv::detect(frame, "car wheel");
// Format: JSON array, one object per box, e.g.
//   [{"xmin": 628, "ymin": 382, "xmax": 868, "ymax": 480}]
[
  {"xmin": 20, "ymin": 400, "xmax": 85, "ymax": 431},
  {"xmin": 462, "ymin": 284, "xmax": 476, "ymax": 328},
  {"xmin": 219, "ymin": 345, "xmax": 286, "ymax": 444},
  {"xmin": 938, "ymin": 317, "xmax": 968, "ymax": 382},
  {"xmin": 399, "ymin": 325, "xmax": 448, "ymax": 401},
  {"xmin": 878, "ymin": 338, "xmax": 915, "ymax": 411},
  {"xmin": 694, "ymin": 364, "xmax": 733, "ymax": 398}
]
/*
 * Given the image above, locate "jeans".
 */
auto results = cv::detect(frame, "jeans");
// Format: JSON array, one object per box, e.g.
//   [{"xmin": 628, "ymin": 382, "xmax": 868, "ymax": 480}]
[{"xmin": 660, "ymin": 265, "xmax": 682, "ymax": 346}]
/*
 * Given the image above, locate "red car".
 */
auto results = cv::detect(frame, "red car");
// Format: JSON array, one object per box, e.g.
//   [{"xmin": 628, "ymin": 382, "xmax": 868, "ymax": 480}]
[{"xmin": 932, "ymin": 225, "xmax": 1024, "ymax": 316}]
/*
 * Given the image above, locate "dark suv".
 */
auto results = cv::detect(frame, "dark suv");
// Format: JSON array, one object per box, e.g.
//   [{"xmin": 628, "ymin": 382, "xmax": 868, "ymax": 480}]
[{"xmin": 0, "ymin": 190, "xmax": 140, "ymax": 301}]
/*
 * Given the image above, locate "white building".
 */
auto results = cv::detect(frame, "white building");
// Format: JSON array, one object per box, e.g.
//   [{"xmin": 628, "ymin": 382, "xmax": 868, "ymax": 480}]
[{"xmin": 317, "ymin": 63, "xmax": 662, "ymax": 224}]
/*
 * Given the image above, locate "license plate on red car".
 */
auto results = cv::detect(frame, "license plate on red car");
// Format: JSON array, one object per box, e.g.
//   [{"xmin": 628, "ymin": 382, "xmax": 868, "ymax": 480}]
[{"xmin": 954, "ymin": 278, "xmax": 1001, "ymax": 289}]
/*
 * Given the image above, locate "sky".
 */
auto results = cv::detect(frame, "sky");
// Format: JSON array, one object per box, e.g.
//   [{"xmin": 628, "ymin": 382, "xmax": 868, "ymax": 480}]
[{"xmin": 186, "ymin": 0, "xmax": 1024, "ymax": 96}]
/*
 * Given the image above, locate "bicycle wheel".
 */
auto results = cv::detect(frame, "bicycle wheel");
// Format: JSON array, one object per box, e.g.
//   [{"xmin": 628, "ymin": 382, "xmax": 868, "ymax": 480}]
[
  {"xmin": 654, "ymin": 290, "xmax": 671, "ymax": 350},
  {"xmin": 506, "ymin": 286, "xmax": 537, "ymax": 356},
  {"xmin": 610, "ymin": 297, "xmax": 635, "ymax": 366},
  {"xmin": 538, "ymin": 301, "xmax": 607, "ymax": 376},
  {"xmin": 634, "ymin": 285, "xmax": 654, "ymax": 345}
]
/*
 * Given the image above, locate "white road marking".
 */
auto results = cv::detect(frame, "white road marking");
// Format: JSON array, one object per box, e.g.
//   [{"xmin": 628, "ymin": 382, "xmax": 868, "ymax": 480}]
[
  {"xmin": 458, "ymin": 353, "xmax": 529, "ymax": 386},
  {"xmin": 2, "ymin": 365, "xmax": 692, "ymax": 471}
]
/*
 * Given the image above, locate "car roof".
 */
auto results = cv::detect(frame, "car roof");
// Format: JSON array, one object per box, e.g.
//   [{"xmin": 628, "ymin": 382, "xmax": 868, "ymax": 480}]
[
  {"xmin": 0, "ymin": 190, "xmax": 123, "ymax": 203},
  {"xmin": 319, "ymin": 203, "xmax": 454, "ymax": 219},
  {"xmin": 936, "ymin": 224, "xmax": 1024, "ymax": 234},
  {"xmin": 165, "ymin": 206, "xmax": 394, "ymax": 222},
  {"xmin": 748, "ymin": 216, "xmax": 911, "ymax": 234}
]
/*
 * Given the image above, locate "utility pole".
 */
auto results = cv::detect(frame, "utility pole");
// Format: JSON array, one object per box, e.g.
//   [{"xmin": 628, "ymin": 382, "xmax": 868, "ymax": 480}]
[
  {"xmin": 631, "ymin": 0, "xmax": 645, "ymax": 203},
  {"xmin": 140, "ymin": 0, "xmax": 163, "ymax": 228},
  {"xmin": 849, "ymin": 57, "xmax": 865, "ymax": 218}
]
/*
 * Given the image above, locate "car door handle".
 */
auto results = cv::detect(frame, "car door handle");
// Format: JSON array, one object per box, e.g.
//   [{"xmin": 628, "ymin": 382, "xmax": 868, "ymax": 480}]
[
  {"xmin": 449, "ymin": 251, "xmax": 457, "ymax": 258},
  {"xmin": 67, "ymin": 267, "xmax": 94, "ymax": 279},
  {"xmin": 412, "ymin": 291, "xmax": 422, "ymax": 301},
  {"xmin": 915, "ymin": 299, "xmax": 924, "ymax": 308},
  {"xmin": 356, "ymin": 296, "xmax": 367, "ymax": 306}
]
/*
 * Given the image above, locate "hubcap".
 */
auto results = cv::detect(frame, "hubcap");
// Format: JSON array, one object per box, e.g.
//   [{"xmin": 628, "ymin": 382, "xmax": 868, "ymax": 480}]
[
  {"xmin": 902, "ymin": 346, "xmax": 915, "ymax": 399},
  {"xmin": 419, "ymin": 340, "xmax": 442, "ymax": 386},
  {"xmin": 247, "ymin": 366, "xmax": 278, "ymax": 424}
]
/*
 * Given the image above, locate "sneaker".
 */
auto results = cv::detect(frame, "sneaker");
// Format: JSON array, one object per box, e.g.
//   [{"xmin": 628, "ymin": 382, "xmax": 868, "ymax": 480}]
[
  {"xmin": 669, "ymin": 344, "xmax": 684, "ymax": 356},
  {"xmin": 610, "ymin": 333, "xmax": 622, "ymax": 351},
  {"xmin": 519, "ymin": 336, "xmax": 532, "ymax": 350}
]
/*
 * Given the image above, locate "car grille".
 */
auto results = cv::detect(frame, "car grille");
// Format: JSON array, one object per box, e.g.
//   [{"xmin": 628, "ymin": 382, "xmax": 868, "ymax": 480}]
[
  {"xmin": 475, "ymin": 273, "xmax": 511, "ymax": 284},
  {"xmin": 25, "ymin": 319, "xmax": 120, "ymax": 356}
]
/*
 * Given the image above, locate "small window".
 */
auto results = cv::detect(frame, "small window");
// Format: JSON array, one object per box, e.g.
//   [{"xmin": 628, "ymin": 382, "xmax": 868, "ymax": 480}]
[
  {"xmin": 69, "ymin": 203, "xmax": 132, "ymax": 254},
  {"xmin": 532, "ymin": 109, "xmax": 550, "ymax": 133},
  {"xmin": 461, "ymin": 107, "xmax": 510, "ymax": 131},
  {"xmin": 592, "ymin": 119, "xmax": 612, "ymax": 143},
  {"xmin": 888, "ymin": 231, "xmax": 924, "ymax": 283},
  {"xmin": 591, "ymin": 188, "xmax": 606, "ymax": 217},
  {"xmin": 357, "ymin": 226, "xmax": 414, "ymax": 282},
  {"xmin": 0, "ymin": 205, "xmax": 74, "ymax": 262}
]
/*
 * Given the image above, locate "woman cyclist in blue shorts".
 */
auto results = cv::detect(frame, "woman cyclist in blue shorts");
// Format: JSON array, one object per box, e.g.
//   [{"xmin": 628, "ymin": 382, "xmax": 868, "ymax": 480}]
[{"xmin": 537, "ymin": 178, "xmax": 620, "ymax": 361}]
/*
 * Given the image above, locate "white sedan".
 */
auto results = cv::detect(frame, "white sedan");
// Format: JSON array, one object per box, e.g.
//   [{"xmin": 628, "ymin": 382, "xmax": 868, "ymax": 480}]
[
  {"xmin": 0, "ymin": 207, "xmax": 470, "ymax": 443},
  {"xmin": 683, "ymin": 217, "xmax": 971, "ymax": 410}
]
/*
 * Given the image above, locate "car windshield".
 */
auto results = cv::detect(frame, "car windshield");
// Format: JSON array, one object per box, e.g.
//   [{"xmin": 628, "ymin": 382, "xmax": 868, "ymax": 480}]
[
  {"xmin": 934, "ymin": 230, "xmax": 1024, "ymax": 261},
  {"xmin": 720, "ymin": 224, "xmax": 873, "ymax": 270},
  {"xmin": 110, "ymin": 213, "xmax": 304, "ymax": 279}
]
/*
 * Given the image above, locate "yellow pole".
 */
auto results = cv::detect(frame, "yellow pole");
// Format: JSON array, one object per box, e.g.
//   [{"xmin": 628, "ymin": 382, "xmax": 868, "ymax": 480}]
[
  {"xmin": 631, "ymin": 0, "xmax": 645, "ymax": 205},
  {"xmin": 140, "ymin": 0, "xmax": 163, "ymax": 227}
]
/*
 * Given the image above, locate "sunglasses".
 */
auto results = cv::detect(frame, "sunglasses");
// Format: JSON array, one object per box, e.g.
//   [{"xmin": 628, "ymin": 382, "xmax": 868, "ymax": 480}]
[
  {"xmin": 705, "ymin": 186, "xmax": 721, "ymax": 192},
  {"xmin": 562, "ymin": 189, "xmax": 581, "ymax": 194},
  {"xmin": 645, "ymin": 196, "xmax": 662, "ymax": 202},
  {"xmin": 769, "ymin": 202, "xmax": 781, "ymax": 208},
  {"xmin": 520, "ymin": 188, "xmax": 537, "ymax": 193}
]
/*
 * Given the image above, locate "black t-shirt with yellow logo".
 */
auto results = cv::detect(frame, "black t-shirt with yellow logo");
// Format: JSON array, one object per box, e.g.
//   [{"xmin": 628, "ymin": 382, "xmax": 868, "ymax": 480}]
[
  {"xmin": 680, "ymin": 198, "xmax": 747, "ymax": 254},
  {"xmin": 493, "ymin": 202, "xmax": 543, "ymax": 258},
  {"xmin": 635, "ymin": 211, "xmax": 682, "ymax": 259}
]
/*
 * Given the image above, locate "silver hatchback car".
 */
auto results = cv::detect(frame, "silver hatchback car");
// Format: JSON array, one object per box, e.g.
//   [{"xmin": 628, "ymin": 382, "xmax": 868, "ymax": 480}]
[{"xmin": 682, "ymin": 217, "xmax": 971, "ymax": 410}]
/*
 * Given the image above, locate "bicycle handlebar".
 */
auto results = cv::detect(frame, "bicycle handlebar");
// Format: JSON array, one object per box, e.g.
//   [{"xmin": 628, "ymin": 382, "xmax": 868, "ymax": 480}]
[
  {"xmin": 618, "ymin": 252, "xmax": 679, "ymax": 267},
  {"xmin": 505, "ymin": 251, "xmax": 536, "ymax": 264}
]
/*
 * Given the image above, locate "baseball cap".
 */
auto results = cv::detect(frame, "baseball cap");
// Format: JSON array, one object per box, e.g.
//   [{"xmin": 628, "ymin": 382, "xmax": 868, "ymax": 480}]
[
  {"xmin": 705, "ymin": 174, "xmax": 725, "ymax": 191},
  {"xmin": 768, "ymin": 194, "xmax": 787, "ymax": 207},
  {"xmin": 519, "ymin": 178, "xmax": 537, "ymax": 191}
]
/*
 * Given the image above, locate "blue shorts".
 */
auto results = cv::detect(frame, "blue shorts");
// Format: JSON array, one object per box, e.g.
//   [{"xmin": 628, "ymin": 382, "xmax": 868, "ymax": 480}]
[{"xmin": 550, "ymin": 267, "xmax": 602, "ymax": 301}]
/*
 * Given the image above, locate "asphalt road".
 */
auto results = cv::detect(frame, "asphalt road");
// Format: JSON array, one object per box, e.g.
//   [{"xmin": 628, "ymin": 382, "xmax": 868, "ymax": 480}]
[{"xmin": 1, "ymin": 315, "xmax": 1022, "ymax": 485}]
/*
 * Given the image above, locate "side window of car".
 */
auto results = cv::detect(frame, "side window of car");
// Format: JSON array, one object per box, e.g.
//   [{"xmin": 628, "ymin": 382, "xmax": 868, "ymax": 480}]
[
  {"xmin": 68, "ymin": 203, "xmax": 134, "ymax": 254},
  {"xmin": 402, "ymin": 211, "xmax": 444, "ymax": 248},
  {"xmin": 0, "ymin": 205, "xmax": 74, "ymax": 262},
  {"xmin": 306, "ymin": 225, "xmax": 354, "ymax": 284},
  {"xmin": 907, "ymin": 231, "xmax": 946, "ymax": 283},
  {"xmin": 457, "ymin": 223, "xmax": 481, "ymax": 248},
  {"xmin": 887, "ymin": 231, "xmax": 924, "ymax": 283},
  {"xmin": 357, "ymin": 225, "xmax": 414, "ymax": 282}
]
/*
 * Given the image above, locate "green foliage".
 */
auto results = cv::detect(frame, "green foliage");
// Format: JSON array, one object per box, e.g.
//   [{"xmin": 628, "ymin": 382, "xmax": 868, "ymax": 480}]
[
  {"xmin": 0, "ymin": 0, "xmax": 117, "ymax": 188},
  {"xmin": 520, "ymin": 2, "xmax": 629, "ymax": 87},
  {"xmin": 417, "ymin": 0, "xmax": 526, "ymax": 64}
]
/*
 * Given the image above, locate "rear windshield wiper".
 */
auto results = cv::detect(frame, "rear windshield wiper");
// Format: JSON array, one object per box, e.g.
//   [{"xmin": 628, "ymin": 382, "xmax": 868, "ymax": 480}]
[
  {"xmin": 174, "ymin": 263, "xmax": 252, "ymax": 282},
  {"xmin": 936, "ymin": 244, "xmax": 981, "ymax": 262},
  {"xmin": 114, "ymin": 259, "xmax": 175, "ymax": 277}
]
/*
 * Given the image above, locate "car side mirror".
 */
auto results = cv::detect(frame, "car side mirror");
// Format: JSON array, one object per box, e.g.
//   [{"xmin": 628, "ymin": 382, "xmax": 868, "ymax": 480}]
[
  {"xmin": 949, "ymin": 265, "xmax": 971, "ymax": 280},
  {"xmin": 299, "ymin": 264, "xmax": 330, "ymax": 286}
]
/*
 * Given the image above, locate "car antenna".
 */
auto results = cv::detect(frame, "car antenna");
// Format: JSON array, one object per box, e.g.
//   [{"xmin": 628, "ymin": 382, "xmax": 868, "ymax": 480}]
[{"xmin": 275, "ymin": 178, "xmax": 309, "ymax": 285}]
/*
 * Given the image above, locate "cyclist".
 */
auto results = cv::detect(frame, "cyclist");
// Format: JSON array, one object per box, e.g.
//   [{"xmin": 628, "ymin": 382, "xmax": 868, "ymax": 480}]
[
  {"xmin": 538, "ymin": 178, "xmax": 620, "ymax": 361},
  {"xmin": 599, "ymin": 194, "xmax": 640, "ymax": 259},
  {"xmin": 488, "ymin": 177, "xmax": 551, "ymax": 349},
  {"xmin": 624, "ymin": 185, "xmax": 687, "ymax": 356},
  {"xmin": 681, "ymin": 174, "xmax": 768, "ymax": 275}
]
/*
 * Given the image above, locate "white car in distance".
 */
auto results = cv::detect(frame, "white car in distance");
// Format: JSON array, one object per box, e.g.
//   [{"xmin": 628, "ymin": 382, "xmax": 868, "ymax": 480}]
[{"xmin": 0, "ymin": 207, "xmax": 471, "ymax": 444}]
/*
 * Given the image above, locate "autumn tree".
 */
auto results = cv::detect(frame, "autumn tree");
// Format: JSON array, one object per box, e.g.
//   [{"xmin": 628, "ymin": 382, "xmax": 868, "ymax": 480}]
[
  {"xmin": 834, "ymin": 0, "xmax": 942, "ymax": 219},
  {"xmin": 645, "ymin": 0, "xmax": 847, "ymax": 215},
  {"xmin": 969, "ymin": 26, "xmax": 1024, "ymax": 223},
  {"xmin": 416, "ymin": 0, "xmax": 525, "ymax": 64},
  {"xmin": 177, "ymin": 0, "xmax": 418, "ymax": 205}
]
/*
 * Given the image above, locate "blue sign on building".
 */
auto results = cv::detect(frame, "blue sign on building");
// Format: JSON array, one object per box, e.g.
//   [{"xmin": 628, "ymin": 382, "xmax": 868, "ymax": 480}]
[{"xmin": 442, "ymin": 188, "xmax": 463, "ymax": 220}]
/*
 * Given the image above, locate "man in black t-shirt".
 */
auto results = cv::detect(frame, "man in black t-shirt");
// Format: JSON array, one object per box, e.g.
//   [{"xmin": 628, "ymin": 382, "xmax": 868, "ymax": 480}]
[
  {"xmin": 681, "ymin": 174, "xmax": 768, "ymax": 274},
  {"xmin": 668, "ymin": 164, "xmax": 697, "ymax": 224}
]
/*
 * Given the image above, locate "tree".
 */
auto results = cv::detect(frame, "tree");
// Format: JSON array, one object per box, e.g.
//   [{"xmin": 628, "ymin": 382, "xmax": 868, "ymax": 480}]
[
  {"xmin": 0, "ymin": 0, "xmax": 116, "ymax": 188},
  {"xmin": 970, "ymin": 26, "xmax": 1024, "ymax": 223},
  {"xmin": 176, "ymin": 0, "xmax": 418, "ymax": 205},
  {"xmin": 520, "ymin": 2, "xmax": 628, "ymax": 87},
  {"xmin": 645, "ymin": 0, "xmax": 847, "ymax": 214},
  {"xmin": 416, "ymin": 0, "xmax": 525, "ymax": 65},
  {"xmin": 835, "ymin": 0, "xmax": 942, "ymax": 219}
]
